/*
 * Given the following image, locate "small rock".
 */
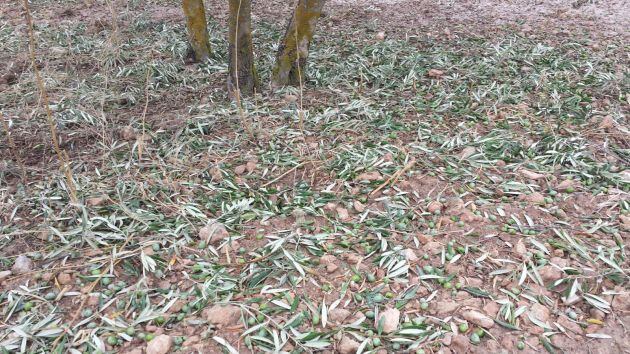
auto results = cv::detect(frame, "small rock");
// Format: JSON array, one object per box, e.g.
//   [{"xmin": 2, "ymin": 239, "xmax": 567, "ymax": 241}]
[
  {"xmin": 375, "ymin": 31, "xmax": 386, "ymax": 41},
  {"xmin": 434, "ymin": 301, "xmax": 460, "ymax": 315},
  {"xmin": 320, "ymin": 255, "xmax": 336, "ymax": 265},
  {"xmin": 344, "ymin": 253, "xmax": 362, "ymax": 265},
  {"xmin": 353, "ymin": 200, "xmax": 365, "ymax": 213},
  {"xmin": 428, "ymin": 68, "xmax": 444, "ymax": 78},
  {"xmin": 451, "ymin": 335, "xmax": 471, "ymax": 353},
  {"xmin": 183, "ymin": 335, "xmax": 200, "ymax": 346},
  {"xmin": 611, "ymin": 292, "xmax": 630, "ymax": 313},
  {"xmin": 459, "ymin": 147, "xmax": 476, "ymax": 160},
  {"xmin": 202, "ymin": 305, "xmax": 241, "ymax": 327},
  {"xmin": 12, "ymin": 255, "xmax": 34, "ymax": 274},
  {"xmin": 416, "ymin": 233, "xmax": 430, "ymax": 244},
  {"xmin": 556, "ymin": 179, "xmax": 575, "ymax": 192},
  {"xmin": 422, "ymin": 241, "xmax": 443, "ymax": 254},
  {"xmin": 199, "ymin": 219, "xmax": 229, "ymax": 244},
  {"xmin": 146, "ymin": 334, "xmax": 173, "ymax": 354},
  {"xmin": 86, "ymin": 196, "xmax": 107, "ymax": 207},
  {"xmin": 514, "ymin": 239, "xmax": 527, "ymax": 257},
  {"xmin": 0, "ymin": 270, "xmax": 12, "ymax": 281},
  {"xmin": 556, "ymin": 314, "xmax": 583, "ymax": 334},
  {"xmin": 356, "ymin": 171, "xmax": 382, "ymax": 182},
  {"xmin": 234, "ymin": 164, "xmax": 247, "ymax": 175},
  {"xmin": 520, "ymin": 169, "xmax": 546, "ymax": 180},
  {"xmin": 598, "ymin": 115, "xmax": 615, "ymax": 130},
  {"xmin": 483, "ymin": 301, "xmax": 500, "ymax": 318},
  {"xmin": 120, "ymin": 126, "xmax": 136, "ymax": 140},
  {"xmin": 539, "ymin": 265, "xmax": 563, "ymax": 284},
  {"xmin": 88, "ymin": 295, "xmax": 101, "ymax": 306},
  {"xmin": 336, "ymin": 207, "xmax": 350, "ymax": 221},
  {"xmin": 403, "ymin": 249, "xmax": 418, "ymax": 262},
  {"xmin": 462, "ymin": 310, "xmax": 494, "ymax": 328},
  {"xmin": 441, "ymin": 332, "xmax": 453, "ymax": 346},
  {"xmin": 326, "ymin": 263, "xmax": 338, "ymax": 273},
  {"xmin": 523, "ymin": 192, "xmax": 546, "ymax": 205},
  {"xmin": 284, "ymin": 94, "xmax": 298, "ymax": 103},
  {"xmin": 338, "ymin": 335, "xmax": 360, "ymax": 354},
  {"xmin": 329, "ymin": 308, "xmax": 352, "ymax": 323},
  {"xmin": 427, "ymin": 201, "xmax": 443, "ymax": 213},
  {"xmin": 57, "ymin": 273, "xmax": 72, "ymax": 285},
  {"xmin": 245, "ymin": 160, "xmax": 257, "ymax": 173},
  {"xmin": 589, "ymin": 308, "xmax": 606, "ymax": 321},
  {"xmin": 376, "ymin": 308, "xmax": 400, "ymax": 334},
  {"xmin": 529, "ymin": 302, "xmax": 550, "ymax": 322}
]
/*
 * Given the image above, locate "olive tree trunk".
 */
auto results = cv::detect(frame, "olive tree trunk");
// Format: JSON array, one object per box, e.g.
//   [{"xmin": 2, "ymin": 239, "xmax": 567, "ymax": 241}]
[
  {"xmin": 228, "ymin": 0, "xmax": 259, "ymax": 96},
  {"xmin": 272, "ymin": 0, "xmax": 325, "ymax": 87},
  {"xmin": 182, "ymin": 0, "xmax": 212, "ymax": 61}
]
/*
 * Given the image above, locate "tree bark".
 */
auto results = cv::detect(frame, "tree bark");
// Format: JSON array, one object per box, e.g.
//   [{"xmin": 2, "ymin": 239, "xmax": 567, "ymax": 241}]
[
  {"xmin": 228, "ymin": 0, "xmax": 259, "ymax": 96},
  {"xmin": 272, "ymin": 0, "xmax": 325, "ymax": 87},
  {"xmin": 182, "ymin": 0, "xmax": 212, "ymax": 61}
]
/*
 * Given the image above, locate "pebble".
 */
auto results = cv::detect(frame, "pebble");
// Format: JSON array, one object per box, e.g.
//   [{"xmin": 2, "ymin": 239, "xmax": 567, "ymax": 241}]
[
  {"xmin": 338, "ymin": 335, "xmax": 360, "ymax": 354},
  {"xmin": 376, "ymin": 308, "xmax": 400, "ymax": 333},
  {"xmin": 451, "ymin": 334, "xmax": 471, "ymax": 352},
  {"xmin": 329, "ymin": 308, "xmax": 352, "ymax": 323},
  {"xmin": 198, "ymin": 219, "xmax": 229, "ymax": 244},
  {"xmin": 146, "ymin": 334, "xmax": 173, "ymax": 354},
  {"xmin": 355, "ymin": 171, "xmax": 382, "ymax": 182},
  {"xmin": 336, "ymin": 207, "xmax": 350, "ymax": 221},
  {"xmin": 57, "ymin": 273, "xmax": 72, "ymax": 285},
  {"xmin": 12, "ymin": 255, "xmax": 34, "ymax": 274},
  {"xmin": 403, "ymin": 249, "xmax": 418, "ymax": 262},
  {"xmin": 202, "ymin": 304, "xmax": 241, "ymax": 327},
  {"xmin": 462, "ymin": 310, "xmax": 494, "ymax": 328},
  {"xmin": 326, "ymin": 263, "xmax": 338, "ymax": 273},
  {"xmin": 529, "ymin": 302, "xmax": 550, "ymax": 322},
  {"xmin": 539, "ymin": 265, "xmax": 563, "ymax": 284}
]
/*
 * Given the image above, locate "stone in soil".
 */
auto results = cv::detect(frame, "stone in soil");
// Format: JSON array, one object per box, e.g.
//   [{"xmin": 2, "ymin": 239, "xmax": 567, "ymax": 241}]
[
  {"xmin": 451, "ymin": 334, "xmax": 471, "ymax": 352},
  {"xmin": 338, "ymin": 335, "xmax": 360, "ymax": 354},
  {"xmin": 377, "ymin": 307, "xmax": 400, "ymax": 333},
  {"xmin": 202, "ymin": 304, "xmax": 241, "ymax": 327},
  {"xmin": 403, "ymin": 248, "xmax": 418, "ymax": 262},
  {"xmin": 539, "ymin": 265, "xmax": 563, "ymax": 284},
  {"xmin": 199, "ymin": 219, "xmax": 229, "ymax": 244},
  {"xmin": 57, "ymin": 273, "xmax": 72, "ymax": 285},
  {"xmin": 329, "ymin": 308, "xmax": 352, "ymax": 323},
  {"xmin": 11, "ymin": 255, "xmax": 34, "ymax": 274},
  {"xmin": 355, "ymin": 171, "xmax": 382, "ymax": 182},
  {"xmin": 529, "ymin": 302, "xmax": 550, "ymax": 322},
  {"xmin": 462, "ymin": 310, "xmax": 494, "ymax": 328},
  {"xmin": 146, "ymin": 334, "xmax": 172, "ymax": 354}
]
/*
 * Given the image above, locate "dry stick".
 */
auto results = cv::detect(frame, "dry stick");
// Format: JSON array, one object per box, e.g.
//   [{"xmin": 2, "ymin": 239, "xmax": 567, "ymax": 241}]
[
  {"xmin": 137, "ymin": 58, "xmax": 152, "ymax": 160},
  {"xmin": 1, "ymin": 112, "xmax": 26, "ymax": 180},
  {"xmin": 369, "ymin": 158, "xmax": 416, "ymax": 196},
  {"xmin": 21, "ymin": 0, "xmax": 78, "ymax": 203}
]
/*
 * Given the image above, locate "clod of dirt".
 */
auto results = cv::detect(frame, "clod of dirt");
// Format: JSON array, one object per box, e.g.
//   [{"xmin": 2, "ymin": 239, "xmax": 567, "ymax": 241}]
[
  {"xmin": 428, "ymin": 68, "xmax": 444, "ymax": 78},
  {"xmin": 343, "ymin": 253, "xmax": 362, "ymax": 265},
  {"xmin": 355, "ymin": 171, "xmax": 382, "ymax": 182},
  {"xmin": 146, "ymin": 334, "xmax": 173, "ymax": 354},
  {"xmin": 427, "ymin": 201, "xmax": 443, "ymax": 213},
  {"xmin": 234, "ymin": 164, "xmax": 247, "ymax": 175},
  {"xmin": 422, "ymin": 241, "xmax": 443, "ymax": 254},
  {"xmin": 245, "ymin": 160, "xmax": 257, "ymax": 173},
  {"xmin": 353, "ymin": 200, "xmax": 365, "ymax": 212},
  {"xmin": 12, "ymin": 255, "xmax": 34, "ymax": 274},
  {"xmin": 556, "ymin": 179, "xmax": 576, "ymax": 192},
  {"xmin": 86, "ymin": 196, "xmax": 107, "ymax": 207},
  {"xmin": 611, "ymin": 292, "xmax": 630, "ymax": 313},
  {"xmin": 520, "ymin": 169, "xmax": 547, "ymax": 180},
  {"xmin": 522, "ymin": 192, "xmax": 546, "ymax": 205},
  {"xmin": 202, "ymin": 304, "xmax": 241, "ymax": 327},
  {"xmin": 338, "ymin": 335, "xmax": 360, "ymax": 354},
  {"xmin": 557, "ymin": 314, "xmax": 583, "ymax": 334},
  {"xmin": 336, "ymin": 207, "xmax": 350, "ymax": 221},
  {"xmin": 529, "ymin": 302, "xmax": 550, "ymax": 322},
  {"xmin": 589, "ymin": 308, "xmax": 606, "ymax": 321},
  {"xmin": 320, "ymin": 255, "xmax": 336, "ymax": 265},
  {"xmin": 329, "ymin": 308, "xmax": 352, "ymax": 323},
  {"xmin": 57, "ymin": 273, "xmax": 72, "ymax": 285},
  {"xmin": 199, "ymin": 219, "xmax": 229, "ymax": 244},
  {"xmin": 459, "ymin": 146, "xmax": 476, "ymax": 160},
  {"xmin": 377, "ymin": 307, "xmax": 400, "ymax": 333},
  {"xmin": 120, "ymin": 126, "xmax": 136, "ymax": 140},
  {"xmin": 539, "ymin": 265, "xmax": 563, "ymax": 284},
  {"xmin": 482, "ymin": 301, "xmax": 500, "ymax": 318},
  {"xmin": 462, "ymin": 310, "xmax": 494, "ymax": 328},
  {"xmin": 326, "ymin": 263, "xmax": 339, "ymax": 273},
  {"xmin": 403, "ymin": 248, "xmax": 418, "ymax": 262},
  {"xmin": 451, "ymin": 334, "xmax": 471, "ymax": 352},
  {"xmin": 514, "ymin": 239, "xmax": 527, "ymax": 257},
  {"xmin": 375, "ymin": 31, "xmax": 386, "ymax": 40}
]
